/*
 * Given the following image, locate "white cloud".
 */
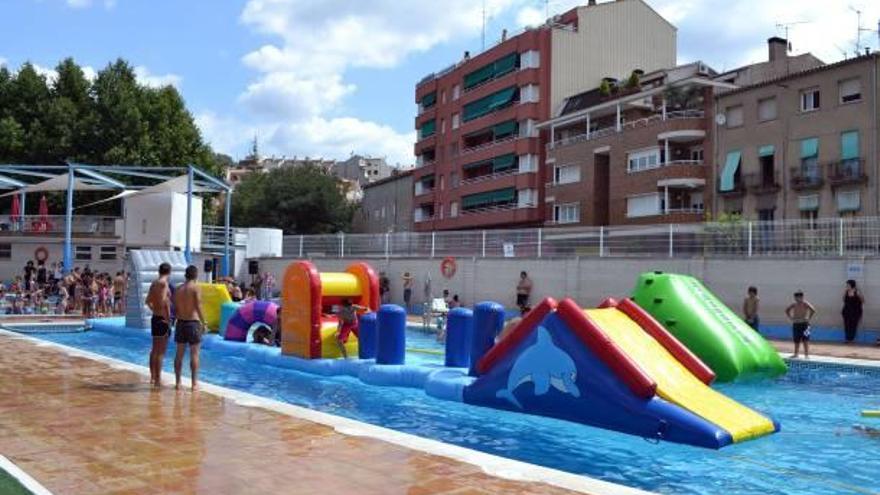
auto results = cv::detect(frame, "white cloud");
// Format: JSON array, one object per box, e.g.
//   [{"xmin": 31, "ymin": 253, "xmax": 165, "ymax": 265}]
[
  {"xmin": 0, "ymin": 57, "xmax": 7, "ymax": 68},
  {"xmin": 65, "ymin": 0, "xmax": 116, "ymax": 9},
  {"xmin": 133, "ymin": 66, "xmax": 182, "ymax": 89}
]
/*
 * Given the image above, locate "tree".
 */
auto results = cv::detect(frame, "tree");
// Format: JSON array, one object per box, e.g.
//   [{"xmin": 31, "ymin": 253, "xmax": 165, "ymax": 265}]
[{"xmin": 231, "ymin": 164, "xmax": 356, "ymax": 234}]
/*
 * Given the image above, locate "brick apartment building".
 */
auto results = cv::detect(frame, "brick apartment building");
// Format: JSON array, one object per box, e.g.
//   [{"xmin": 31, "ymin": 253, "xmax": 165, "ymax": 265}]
[
  {"xmin": 411, "ymin": 0, "xmax": 676, "ymax": 231},
  {"xmin": 541, "ymin": 37, "xmax": 829, "ymax": 227},
  {"xmin": 715, "ymin": 51, "xmax": 879, "ymax": 222}
]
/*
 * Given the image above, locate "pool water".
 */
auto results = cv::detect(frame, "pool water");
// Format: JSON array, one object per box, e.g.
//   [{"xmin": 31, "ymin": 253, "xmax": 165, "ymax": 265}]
[{"xmin": 30, "ymin": 325, "xmax": 880, "ymax": 495}]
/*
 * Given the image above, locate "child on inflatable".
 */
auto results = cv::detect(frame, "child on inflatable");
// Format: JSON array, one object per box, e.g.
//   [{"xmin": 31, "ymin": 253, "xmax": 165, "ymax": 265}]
[{"xmin": 336, "ymin": 298, "xmax": 369, "ymax": 359}]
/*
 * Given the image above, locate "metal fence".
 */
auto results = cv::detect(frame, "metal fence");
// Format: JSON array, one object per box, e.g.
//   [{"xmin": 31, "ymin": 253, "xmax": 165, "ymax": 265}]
[
  {"xmin": 0, "ymin": 215, "xmax": 118, "ymax": 236},
  {"xmin": 274, "ymin": 217, "xmax": 880, "ymax": 260}
]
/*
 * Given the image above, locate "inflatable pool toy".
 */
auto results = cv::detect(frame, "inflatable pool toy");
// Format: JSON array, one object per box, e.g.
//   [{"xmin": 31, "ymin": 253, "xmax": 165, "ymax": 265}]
[
  {"xmin": 219, "ymin": 301, "xmax": 242, "ymax": 338},
  {"xmin": 861, "ymin": 410, "xmax": 880, "ymax": 418},
  {"xmin": 281, "ymin": 261, "xmax": 379, "ymax": 359},
  {"xmin": 225, "ymin": 300, "xmax": 278, "ymax": 342},
  {"xmin": 631, "ymin": 272, "xmax": 787, "ymax": 381},
  {"xmin": 198, "ymin": 283, "xmax": 232, "ymax": 332}
]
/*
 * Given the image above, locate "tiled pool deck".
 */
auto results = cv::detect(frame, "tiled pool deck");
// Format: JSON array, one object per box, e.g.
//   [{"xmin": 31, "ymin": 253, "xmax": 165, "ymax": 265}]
[
  {"xmin": 0, "ymin": 332, "xmax": 639, "ymax": 495},
  {"xmin": 770, "ymin": 339, "xmax": 880, "ymax": 361}
]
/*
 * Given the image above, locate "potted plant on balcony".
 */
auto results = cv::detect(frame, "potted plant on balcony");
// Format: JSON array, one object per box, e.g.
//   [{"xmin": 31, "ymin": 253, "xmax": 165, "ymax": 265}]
[{"xmin": 599, "ymin": 79, "xmax": 613, "ymax": 98}]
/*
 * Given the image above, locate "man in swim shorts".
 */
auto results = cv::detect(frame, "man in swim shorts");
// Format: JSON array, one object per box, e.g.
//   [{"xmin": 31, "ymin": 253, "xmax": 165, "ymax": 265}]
[
  {"xmin": 785, "ymin": 290, "xmax": 816, "ymax": 359},
  {"xmin": 173, "ymin": 265, "xmax": 206, "ymax": 391},
  {"xmin": 336, "ymin": 298, "xmax": 368, "ymax": 359},
  {"xmin": 145, "ymin": 263, "xmax": 172, "ymax": 387}
]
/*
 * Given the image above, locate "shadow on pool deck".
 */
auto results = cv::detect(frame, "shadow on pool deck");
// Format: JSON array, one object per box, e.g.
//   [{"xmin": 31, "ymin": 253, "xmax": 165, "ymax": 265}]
[{"xmin": 0, "ymin": 333, "xmax": 588, "ymax": 495}]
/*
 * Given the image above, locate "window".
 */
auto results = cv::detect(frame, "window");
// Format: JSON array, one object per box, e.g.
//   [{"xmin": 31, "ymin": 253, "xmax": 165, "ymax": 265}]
[
  {"xmin": 380, "ymin": 206, "xmax": 386, "ymax": 219},
  {"xmin": 690, "ymin": 148, "xmax": 704, "ymax": 162},
  {"xmin": 450, "ymin": 201, "xmax": 459, "ymax": 218},
  {"xmin": 627, "ymin": 148, "xmax": 661, "ymax": 172},
  {"xmin": 520, "ymin": 50, "xmax": 540, "ymax": 69},
  {"xmin": 420, "ymin": 91, "xmax": 437, "ymax": 111},
  {"xmin": 440, "ymin": 118, "xmax": 446, "ymax": 134},
  {"xmin": 726, "ymin": 105, "xmax": 743, "ymax": 127},
  {"xmin": 518, "ymin": 189, "xmax": 537, "ymax": 208},
  {"xmin": 837, "ymin": 190, "xmax": 860, "ymax": 212},
  {"xmin": 520, "ymin": 84, "xmax": 539, "ymax": 103},
  {"xmin": 518, "ymin": 154, "xmax": 537, "ymax": 173},
  {"xmin": 0, "ymin": 243, "xmax": 10, "ymax": 260},
  {"xmin": 75, "ymin": 246, "xmax": 92, "ymax": 261},
  {"xmin": 800, "ymin": 137, "xmax": 819, "ymax": 178},
  {"xmin": 758, "ymin": 97, "xmax": 777, "ymax": 121},
  {"xmin": 419, "ymin": 119, "xmax": 436, "ymax": 139},
  {"xmin": 626, "ymin": 194, "xmax": 661, "ymax": 218},
  {"xmin": 99, "ymin": 246, "xmax": 117, "ymax": 261},
  {"xmin": 463, "ymin": 52, "xmax": 519, "ymax": 90},
  {"xmin": 800, "ymin": 88, "xmax": 820, "ymax": 112},
  {"xmin": 759, "ymin": 145, "xmax": 775, "ymax": 185},
  {"xmin": 461, "ymin": 187, "xmax": 516, "ymax": 210},
  {"xmin": 553, "ymin": 164, "xmax": 580, "ymax": 184},
  {"xmin": 452, "ymin": 84, "xmax": 461, "ymax": 100},
  {"xmin": 373, "ymin": 209, "xmax": 380, "ymax": 219},
  {"xmin": 553, "ymin": 203, "xmax": 579, "ymax": 224},
  {"xmin": 450, "ymin": 172, "xmax": 459, "ymax": 188},
  {"xmin": 439, "ymin": 175, "xmax": 445, "ymax": 191},
  {"xmin": 462, "ymin": 86, "xmax": 518, "ymax": 122},
  {"xmin": 800, "ymin": 209, "xmax": 818, "ymax": 228},
  {"xmin": 798, "ymin": 194, "xmax": 819, "ymax": 212},
  {"xmin": 839, "ymin": 78, "xmax": 861, "ymax": 104},
  {"xmin": 440, "ymin": 89, "xmax": 447, "ymax": 104},
  {"xmin": 452, "ymin": 113, "xmax": 460, "ymax": 129},
  {"xmin": 758, "ymin": 208, "xmax": 775, "ymax": 222}
]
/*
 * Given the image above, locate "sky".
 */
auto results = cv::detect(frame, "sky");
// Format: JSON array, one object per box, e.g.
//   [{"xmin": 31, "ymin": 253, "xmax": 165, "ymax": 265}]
[{"xmin": 1, "ymin": 0, "xmax": 878, "ymax": 167}]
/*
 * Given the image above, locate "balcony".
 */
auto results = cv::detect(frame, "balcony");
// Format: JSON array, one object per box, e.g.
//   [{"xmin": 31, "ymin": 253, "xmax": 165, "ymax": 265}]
[
  {"xmin": 460, "ymin": 169, "xmax": 517, "ymax": 187},
  {"xmin": 743, "ymin": 172, "xmax": 781, "ymax": 195},
  {"xmin": 828, "ymin": 158, "xmax": 867, "ymax": 187},
  {"xmin": 0, "ymin": 215, "xmax": 119, "ymax": 237},
  {"xmin": 790, "ymin": 164, "xmax": 824, "ymax": 191},
  {"xmin": 717, "ymin": 178, "xmax": 745, "ymax": 197},
  {"xmin": 548, "ymin": 110, "xmax": 705, "ymax": 150}
]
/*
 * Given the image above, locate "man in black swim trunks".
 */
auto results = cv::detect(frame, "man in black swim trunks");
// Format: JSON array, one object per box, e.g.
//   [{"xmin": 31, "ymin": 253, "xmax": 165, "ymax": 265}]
[
  {"xmin": 173, "ymin": 265, "xmax": 206, "ymax": 391},
  {"xmin": 145, "ymin": 263, "xmax": 172, "ymax": 387}
]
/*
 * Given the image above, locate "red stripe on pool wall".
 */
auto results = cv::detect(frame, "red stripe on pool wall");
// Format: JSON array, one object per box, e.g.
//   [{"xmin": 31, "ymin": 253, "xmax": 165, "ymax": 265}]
[
  {"xmin": 556, "ymin": 299, "xmax": 657, "ymax": 399},
  {"xmin": 476, "ymin": 298, "xmax": 557, "ymax": 375},
  {"xmin": 616, "ymin": 298, "xmax": 716, "ymax": 385}
]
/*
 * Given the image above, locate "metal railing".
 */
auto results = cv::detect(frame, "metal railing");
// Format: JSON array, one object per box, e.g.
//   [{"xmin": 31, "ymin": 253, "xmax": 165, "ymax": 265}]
[
  {"xmin": 279, "ymin": 216, "xmax": 880, "ymax": 259},
  {"xmin": 0, "ymin": 215, "xmax": 119, "ymax": 236},
  {"xmin": 201, "ymin": 226, "xmax": 248, "ymax": 251},
  {"xmin": 548, "ymin": 110, "xmax": 705, "ymax": 150}
]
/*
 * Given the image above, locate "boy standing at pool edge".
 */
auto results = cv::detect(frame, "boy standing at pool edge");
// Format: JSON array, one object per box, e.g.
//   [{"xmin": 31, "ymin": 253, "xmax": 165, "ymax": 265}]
[
  {"xmin": 336, "ymin": 298, "xmax": 368, "ymax": 359},
  {"xmin": 785, "ymin": 290, "xmax": 816, "ymax": 359}
]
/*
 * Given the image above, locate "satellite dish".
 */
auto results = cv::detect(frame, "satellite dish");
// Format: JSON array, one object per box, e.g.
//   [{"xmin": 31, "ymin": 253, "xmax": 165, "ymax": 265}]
[{"xmin": 715, "ymin": 113, "xmax": 727, "ymax": 126}]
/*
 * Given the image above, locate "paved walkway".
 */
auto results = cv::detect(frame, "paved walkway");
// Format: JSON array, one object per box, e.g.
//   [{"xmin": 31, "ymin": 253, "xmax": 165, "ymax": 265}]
[
  {"xmin": 0, "ymin": 334, "xmax": 591, "ymax": 495},
  {"xmin": 770, "ymin": 339, "xmax": 880, "ymax": 361}
]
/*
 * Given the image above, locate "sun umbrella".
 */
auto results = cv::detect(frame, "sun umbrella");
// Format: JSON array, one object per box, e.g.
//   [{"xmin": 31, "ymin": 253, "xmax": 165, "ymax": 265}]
[
  {"xmin": 10, "ymin": 194, "xmax": 20, "ymax": 226},
  {"xmin": 38, "ymin": 195, "xmax": 49, "ymax": 232}
]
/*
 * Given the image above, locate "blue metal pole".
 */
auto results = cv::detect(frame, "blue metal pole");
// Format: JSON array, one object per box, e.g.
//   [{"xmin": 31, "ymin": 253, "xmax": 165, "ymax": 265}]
[
  {"xmin": 63, "ymin": 165, "xmax": 74, "ymax": 273},
  {"xmin": 185, "ymin": 165, "xmax": 193, "ymax": 264},
  {"xmin": 223, "ymin": 190, "xmax": 232, "ymax": 277}
]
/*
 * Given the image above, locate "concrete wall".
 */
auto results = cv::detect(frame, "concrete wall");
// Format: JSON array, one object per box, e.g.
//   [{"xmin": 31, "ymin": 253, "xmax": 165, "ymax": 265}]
[
  {"xmin": 248, "ymin": 255, "xmax": 878, "ymax": 330},
  {"xmin": 550, "ymin": 0, "xmax": 677, "ymax": 113}
]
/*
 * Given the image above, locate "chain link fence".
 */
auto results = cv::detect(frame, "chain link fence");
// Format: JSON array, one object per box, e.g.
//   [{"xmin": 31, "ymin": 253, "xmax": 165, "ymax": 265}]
[{"xmin": 276, "ymin": 217, "xmax": 880, "ymax": 259}]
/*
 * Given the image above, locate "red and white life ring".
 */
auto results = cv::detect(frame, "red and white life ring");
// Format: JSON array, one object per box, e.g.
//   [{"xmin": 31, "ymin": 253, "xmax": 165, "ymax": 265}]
[
  {"xmin": 440, "ymin": 257, "xmax": 457, "ymax": 279},
  {"xmin": 34, "ymin": 246, "xmax": 49, "ymax": 263}
]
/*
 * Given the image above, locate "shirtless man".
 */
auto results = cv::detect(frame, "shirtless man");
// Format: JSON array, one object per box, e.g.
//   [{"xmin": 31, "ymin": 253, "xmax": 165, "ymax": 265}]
[
  {"xmin": 113, "ymin": 271, "xmax": 126, "ymax": 314},
  {"xmin": 173, "ymin": 265, "xmax": 206, "ymax": 391},
  {"xmin": 145, "ymin": 263, "xmax": 172, "ymax": 387},
  {"xmin": 785, "ymin": 290, "xmax": 817, "ymax": 359}
]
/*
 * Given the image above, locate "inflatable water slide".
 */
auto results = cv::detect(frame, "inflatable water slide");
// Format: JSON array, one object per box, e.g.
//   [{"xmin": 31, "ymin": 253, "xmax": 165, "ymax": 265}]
[
  {"xmin": 631, "ymin": 272, "xmax": 787, "ymax": 381},
  {"xmin": 464, "ymin": 297, "xmax": 778, "ymax": 449}
]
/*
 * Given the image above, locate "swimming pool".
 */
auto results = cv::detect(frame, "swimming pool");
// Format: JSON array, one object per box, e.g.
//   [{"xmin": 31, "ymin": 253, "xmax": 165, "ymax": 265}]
[{"xmin": 24, "ymin": 323, "xmax": 880, "ymax": 495}]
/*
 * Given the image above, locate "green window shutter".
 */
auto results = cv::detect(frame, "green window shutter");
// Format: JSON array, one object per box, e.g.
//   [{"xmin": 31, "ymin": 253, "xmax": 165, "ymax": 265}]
[
  {"xmin": 463, "ymin": 96, "xmax": 493, "ymax": 121},
  {"xmin": 758, "ymin": 145, "xmax": 775, "ymax": 157},
  {"xmin": 421, "ymin": 92, "xmax": 437, "ymax": 108},
  {"xmin": 464, "ymin": 64, "xmax": 495, "ymax": 89},
  {"xmin": 493, "ymin": 120, "xmax": 518, "ymax": 139},
  {"xmin": 800, "ymin": 137, "xmax": 819, "ymax": 158},
  {"xmin": 494, "ymin": 187, "xmax": 516, "ymax": 203},
  {"xmin": 462, "ymin": 191, "xmax": 488, "ymax": 208},
  {"xmin": 492, "ymin": 153, "xmax": 517, "ymax": 172},
  {"xmin": 719, "ymin": 151, "xmax": 742, "ymax": 192},
  {"xmin": 493, "ymin": 52, "xmax": 519, "ymax": 77},
  {"xmin": 463, "ymin": 159, "xmax": 491, "ymax": 171},
  {"xmin": 488, "ymin": 87, "xmax": 517, "ymax": 110},
  {"xmin": 420, "ymin": 120, "xmax": 436, "ymax": 138},
  {"xmin": 841, "ymin": 131, "xmax": 859, "ymax": 160}
]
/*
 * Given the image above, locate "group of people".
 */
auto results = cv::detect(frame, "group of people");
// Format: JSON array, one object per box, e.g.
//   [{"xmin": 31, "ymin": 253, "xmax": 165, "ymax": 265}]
[
  {"xmin": 1, "ymin": 260, "xmax": 126, "ymax": 317},
  {"xmin": 742, "ymin": 279, "xmax": 870, "ymax": 359}
]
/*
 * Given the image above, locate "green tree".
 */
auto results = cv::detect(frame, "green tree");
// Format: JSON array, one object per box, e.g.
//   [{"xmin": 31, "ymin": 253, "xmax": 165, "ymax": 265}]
[
  {"xmin": 231, "ymin": 164, "xmax": 356, "ymax": 234},
  {"xmin": 0, "ymin": 117, "xmax": 24, "ymax": 160}
]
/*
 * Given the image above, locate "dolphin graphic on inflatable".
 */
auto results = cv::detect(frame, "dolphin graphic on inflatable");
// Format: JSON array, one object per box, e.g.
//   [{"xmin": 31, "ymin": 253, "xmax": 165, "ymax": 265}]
[{"xmin": 496, "ymin": 326, "xmax": 580, "ymax": 408}]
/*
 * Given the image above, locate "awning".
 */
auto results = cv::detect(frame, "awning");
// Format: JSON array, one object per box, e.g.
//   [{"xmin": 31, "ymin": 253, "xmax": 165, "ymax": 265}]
[
  {"xmin": 759, "ymin": 145, "xmax": 775, "ymax": 157},
  {"xmin": 493, "ymin": 52, "xmax": 519, "ymax": 77},
  {"xmin": 657, "ymin": 178, "xmax": 706, "ymax": 188},
  {"xmin": 492, "ymin": 153, "xmax": 517, "ymax": 172},
  {"xmin": 461, "ymin": 187, "xmax": 516, "ymax": 208},
  {"xmin": 0, "ymin": 173, "xmax": 115, "ymax": 197},
  {"xmin": 420, "ymin": 119, "xmax": 436, "ymax": 138},
  {"xmin": 463, "ymin": 86, "xmax": 517, "ymax": 122},
  {"xmin": 798, "ymin": 194, "xmax": 819, "ymax": 211},
  {"xmin": 421, "ymin": 91, "xmax": 437, "ymax": 108},
  {"xmin": 74, "ymin": 175, "xmax": 210, "ymax": 209},
  {"xmin": 493, "ymin": 120, "xmax": 518, "ymax": 139},
  {"xmin": 719, "ymin": 151, "xmax": 741, "ymax": 192},
  {"xmin": 841, "ymin": 131, "xmax": 859, "ymax": 160},
  {"xmin": 800, "ymin": 137, "xmax": 819, "ymax": 158}
]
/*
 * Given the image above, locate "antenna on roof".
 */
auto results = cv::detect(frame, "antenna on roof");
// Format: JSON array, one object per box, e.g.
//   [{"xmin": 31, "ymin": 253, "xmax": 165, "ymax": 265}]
[
  {"xmin": 775, "ymin": 20, "xmax": 811, "ymax": 52},
  {"xmin": 481, "ymin": 0, "xmax": 486, "ymax": 50}
]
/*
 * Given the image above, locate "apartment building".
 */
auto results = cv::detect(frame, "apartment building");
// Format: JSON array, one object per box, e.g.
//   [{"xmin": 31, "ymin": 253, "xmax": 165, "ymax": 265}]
[
  {"xmin": 412, "ymin": 0, "xmax": 676, "ymax": 231},
  {"xmin": 329, "ymin": 155, "xmax": 396, "ymax": 187},
  {"xmin": 715, "ymin": 51, "xmax": 879, "ymax": 222},
  {"xmin": 352, "ymin": 170, "xmax": 414, "ymax": 234}
]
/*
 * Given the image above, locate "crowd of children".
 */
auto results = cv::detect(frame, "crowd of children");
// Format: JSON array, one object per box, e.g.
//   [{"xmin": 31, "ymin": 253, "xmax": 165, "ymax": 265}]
[{"xmin": 1, "ymin": 260, "xmax": 127, "ymax": 316}]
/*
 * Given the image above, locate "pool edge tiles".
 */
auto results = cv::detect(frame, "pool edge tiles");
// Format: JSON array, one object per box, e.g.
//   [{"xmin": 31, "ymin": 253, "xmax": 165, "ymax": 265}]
[
  {"xmin": 0, "ymin": 328, "xmax": 654, "ymax": 495},
  {"xmin": 0, "ymin": 456, "xmax": 53, "ymax": 495}
]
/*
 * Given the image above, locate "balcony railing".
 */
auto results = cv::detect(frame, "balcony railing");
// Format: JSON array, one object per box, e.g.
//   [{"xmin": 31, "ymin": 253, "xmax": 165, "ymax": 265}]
[
  {"xmin": 717, "ymin": 179, "xmax": 745, "ymax": 196},
  {"xmin": 743, "ymin": 172, "xmax": 781, "ymax": 194},
  {"xmin": 0, "ymin": 215, "xmax": 119, "ymax": 237},
  {"xmin": 548, "ymin": 110, "xmax": 705, "ymax": 150},
  {"xmin": 460, "ymin": 135, "xmax": 519, "ymax": 157},
  {"xmin": 828, "ymin": 158, "xmax": 867, "ymax": 187},
  {"xmin": 790, "ymin": 164, "xmax": 824, "ymax": 191},
  {"xmin": 460, "ymin": 201, "xmax": 536, "ymax": 216},
  {"xmin": 459, "ymin": 169, "xmax": 517, "ymax": 187},
  {"xmin": 201, "ymin": 226, "xmax": 248, "ymax": 251}
]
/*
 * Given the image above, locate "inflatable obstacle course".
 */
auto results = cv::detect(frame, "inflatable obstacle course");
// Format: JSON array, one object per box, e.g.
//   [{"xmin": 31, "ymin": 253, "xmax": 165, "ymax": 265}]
[
  {"xmin": 631, "ymin": 272, "xmax": 787, "ymax": 382},
  {"xmin": 464, "ymin": 297, "xmax": 778, "ymax": 449},
  {"xmin": 125, "ymin": 250, "xmax": 187, "ymax": 329},
  {"xmin": 281, "ymin": 261, "xmax": 379, "ymax": 359},
  {"xmin": 198, "ymin": 283, "xmax": 232, "ymax": 333},
  {"xmin": 225, "ymin": 300, "xmax": 278, "ymax": 342}
]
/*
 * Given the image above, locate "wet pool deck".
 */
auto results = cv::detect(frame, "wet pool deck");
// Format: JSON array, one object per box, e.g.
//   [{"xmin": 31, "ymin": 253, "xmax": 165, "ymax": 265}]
[
  {"xmin": 0, "ymin": 332, "xmax": 636, "ymax": 495},
  {"xmin": 771, "ymin": 339, "xmax": 880, "ymax": 362}
]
